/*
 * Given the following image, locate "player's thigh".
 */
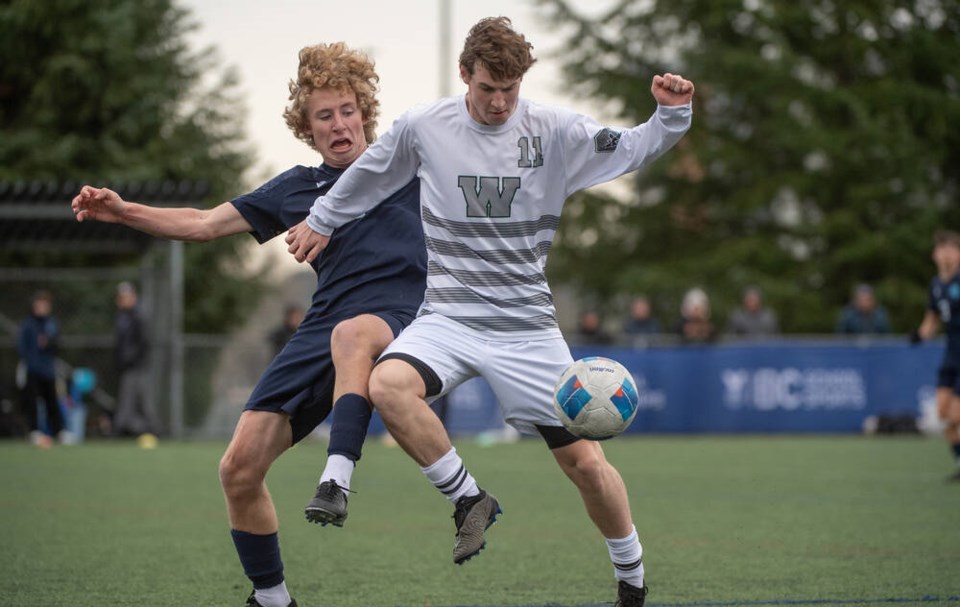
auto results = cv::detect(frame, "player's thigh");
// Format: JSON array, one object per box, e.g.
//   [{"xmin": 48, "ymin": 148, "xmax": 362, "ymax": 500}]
[
  {"xmin": 481, "ymin": 337, "xmax": 574, "ymax": 432},
  {"xmin": 222, "ymin": 410, "xmax": 292, "ymax": 476},
  {"xmin": 377, "ymin": 314, "xmax": 479, "ymax": 399}
]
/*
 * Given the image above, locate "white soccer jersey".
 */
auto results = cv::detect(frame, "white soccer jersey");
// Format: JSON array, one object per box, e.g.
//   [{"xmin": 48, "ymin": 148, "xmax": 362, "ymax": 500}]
[{"xmin": 307, "ymin": 96, "xmax": 692, "ymax": 340}]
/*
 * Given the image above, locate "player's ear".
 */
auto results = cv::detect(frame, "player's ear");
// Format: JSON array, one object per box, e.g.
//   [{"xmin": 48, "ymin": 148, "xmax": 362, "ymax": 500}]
[{"xmin": 459, "ymin": 64, "xmax": 471, "ymax": 85}]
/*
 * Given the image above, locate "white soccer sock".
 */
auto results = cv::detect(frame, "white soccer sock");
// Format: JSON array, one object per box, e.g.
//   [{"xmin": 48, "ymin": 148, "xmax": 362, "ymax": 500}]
[
  {"xmin": 606, "ymin": 525, "xmax": 645, "ymax": 589},
  {"xmin": 319, "ymin": 454, "xmax": 355, "ymax": 494},
  {"xmin": 421, "ymin": 447, "xmax": 479, "ymax": 504},
  {"xmin": 254, "ymin": 580, "xmax": 291, "ymax": 607}
]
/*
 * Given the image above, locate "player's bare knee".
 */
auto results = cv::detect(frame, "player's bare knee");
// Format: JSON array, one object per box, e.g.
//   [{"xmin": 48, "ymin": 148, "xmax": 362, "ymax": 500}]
[
  {"xmin": 369, "ymin": 361, "xmax": 421, "ymax": 413},
  {"xmin": 369, "ymin": 365, "xmax": 398, "ymax": 411},
  {"xmin": 331, "ymin": 319, "xmax": 365, "ymax": 355},
  {"xmin": 332, "ymin": 316, "xmax": 390, "ymax": 363},
  {"xmin": 560, "ymin": 449, "xmax": 608, "ymax": 491},
  {"xmin": 218, "ymin": 452, "xmax": 241, "ymax": 494},
  {"xmin": 218, "ymin": 450, "xmax": 265, "ymax": 498}
]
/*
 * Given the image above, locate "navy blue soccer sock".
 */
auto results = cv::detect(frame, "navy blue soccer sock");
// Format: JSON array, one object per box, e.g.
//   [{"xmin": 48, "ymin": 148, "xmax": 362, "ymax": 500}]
[
  {"xmin": 952, "ymin": 442, "xmax": 960, "ymax": 466},
  {"xmin": 327, "ymin": 393, "xmax": 373, "ymax": 463},
  {"xmin": 230, "ymin": 529, "xmax": 285, "ymax": 589}
]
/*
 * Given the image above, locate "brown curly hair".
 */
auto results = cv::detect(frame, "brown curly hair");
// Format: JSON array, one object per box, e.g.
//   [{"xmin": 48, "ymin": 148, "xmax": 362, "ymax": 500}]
[
  {"xmin": 284, "ymin": 42, "xmax": 380, "ymax": 149},
  {"xmin": 459, "ymin": 17, "xmax": 536, "ymax": 81}
]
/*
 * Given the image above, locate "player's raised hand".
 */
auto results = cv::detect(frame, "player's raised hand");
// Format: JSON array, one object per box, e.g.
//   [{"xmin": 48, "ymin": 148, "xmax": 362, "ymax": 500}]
[
  {"xmin": 651, "ymin": 73, "xmax": 694, "ymax": 106},
  {"xmin": 71, "ymin": 186, "xmax": 127, "ymax": 223},
  {"xmin": 286, "ymin": 219, "xmax": 330, "ymax": 264}
]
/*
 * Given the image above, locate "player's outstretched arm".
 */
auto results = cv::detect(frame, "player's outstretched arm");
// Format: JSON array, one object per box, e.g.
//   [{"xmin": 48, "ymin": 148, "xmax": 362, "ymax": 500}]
[
  {"xmin": 651, "ymin": 73, "xmax": 695, "ymax": 106},
  {"xmin": 72, "ymin": 185, "xmax": 251, "ymax": 242},
  {"xmin": 285, "ymin": 218, "xmax": 330, "ymax": 264},
  {"xmin": 916, "ymin": 310, "xmax": 941, "ymax": 342}
]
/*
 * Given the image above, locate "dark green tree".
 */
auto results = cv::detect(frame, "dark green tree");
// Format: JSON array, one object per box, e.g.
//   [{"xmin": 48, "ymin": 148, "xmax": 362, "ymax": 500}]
[
  {"xmin": 0, "ymin": 0, "xmax": 259, "ymax": 332},
  {"xmin": 536, "ymin": 0, "xmax": 960, "ymax": 332}
]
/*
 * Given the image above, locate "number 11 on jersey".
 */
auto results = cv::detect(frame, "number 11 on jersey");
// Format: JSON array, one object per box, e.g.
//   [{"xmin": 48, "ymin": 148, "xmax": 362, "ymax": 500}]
[{"xmin": 518, "ymin": 136, "xmax": 543, "ymax": 168}]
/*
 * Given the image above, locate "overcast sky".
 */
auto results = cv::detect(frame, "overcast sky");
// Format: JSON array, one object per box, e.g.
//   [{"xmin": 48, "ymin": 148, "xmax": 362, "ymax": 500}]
[
  {"xmin": 178, "ymin": 0, "xmax": 629, "ymax": 277},
  {"xmin": 181, "ymin": 0, "xmax": 620, "ymax": 181}
]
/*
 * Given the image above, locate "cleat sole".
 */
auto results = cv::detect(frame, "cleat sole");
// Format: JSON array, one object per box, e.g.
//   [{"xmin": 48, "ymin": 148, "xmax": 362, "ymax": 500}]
[{"xmin": 304, "ymin": 508, "xmax": 347, "ymax": 527}]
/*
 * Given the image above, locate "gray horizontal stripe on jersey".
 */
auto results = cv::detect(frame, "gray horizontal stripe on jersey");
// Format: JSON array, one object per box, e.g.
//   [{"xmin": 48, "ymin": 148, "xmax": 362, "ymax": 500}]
[
  {"xmin": 425, "ymin": 287, "xmax": 555, "ymax": 309},
  {"xmin": 423, "ymin": 207, "xmax": 561, "ymax": 239},
  {"xmin": 427, "ymin": 261, "xmax": 547, "ymax": 288},
  {"xmin": 420, "ymin": 309, "xmax": 558, "ymax": 332},
  {"xmin": 425, "ymin": 236, "xmax": 552, "ymax": 265}
]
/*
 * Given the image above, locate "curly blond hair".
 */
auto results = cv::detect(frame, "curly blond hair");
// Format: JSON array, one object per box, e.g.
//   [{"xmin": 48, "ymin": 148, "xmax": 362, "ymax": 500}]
[
  {"xmin": 459, "ymin": 17, "xmax": 536, "ymax": 81},
  {"xmin": 284, "ymin": 42, "xmax": 380, "ymax": 149}
]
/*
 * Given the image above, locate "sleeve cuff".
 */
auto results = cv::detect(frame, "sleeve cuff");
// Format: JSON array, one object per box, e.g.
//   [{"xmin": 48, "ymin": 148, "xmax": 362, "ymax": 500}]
[
  {"xmin": 306, "ymin": 213, "xmax": 334, "ymax": 237},
  {"xmin": 656, "ymin": 103, "xmax": 693, "ymax": 129}
]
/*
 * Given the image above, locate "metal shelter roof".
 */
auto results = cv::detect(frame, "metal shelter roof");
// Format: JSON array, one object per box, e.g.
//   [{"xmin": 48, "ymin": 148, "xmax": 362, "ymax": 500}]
[{"xmin": 0, "ymin": 181, "xmax": 210, "ymax": 254}]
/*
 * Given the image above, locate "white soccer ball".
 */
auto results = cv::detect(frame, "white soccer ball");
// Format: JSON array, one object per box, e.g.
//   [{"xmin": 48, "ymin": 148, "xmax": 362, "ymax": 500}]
[{"xmin": 553, "ymin": 356, "xmax": 640, "ymax": 440}]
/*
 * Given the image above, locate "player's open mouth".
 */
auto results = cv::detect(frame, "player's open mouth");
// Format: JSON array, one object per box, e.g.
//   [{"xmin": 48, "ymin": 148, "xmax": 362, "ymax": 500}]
[{"xmin": 331, "ymin": 138, "xmax": 352, "ymax": 151}]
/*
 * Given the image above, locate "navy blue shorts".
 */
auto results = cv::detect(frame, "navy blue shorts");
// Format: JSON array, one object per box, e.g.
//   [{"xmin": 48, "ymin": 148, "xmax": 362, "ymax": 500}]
[
  {"xmin": 244, "ymin": 309, "xmax": 415, "ymax": 443},
  {"xmin": 937, "ymin": 350, "xmax": 960, "ymax": 394}
]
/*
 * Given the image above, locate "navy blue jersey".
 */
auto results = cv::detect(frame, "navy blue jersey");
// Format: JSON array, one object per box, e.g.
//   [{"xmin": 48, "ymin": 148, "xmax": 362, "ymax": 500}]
[
  {"xmin": 229, "ymin": 164, "xmax": 425, "ymax": 442},
  {"xmin": 231, "ymin": 164, "xmax": 426, "ymax": 321},
  {"xmin": 928, "ymin": 272, "xmax": 960, "ymax": 353}
]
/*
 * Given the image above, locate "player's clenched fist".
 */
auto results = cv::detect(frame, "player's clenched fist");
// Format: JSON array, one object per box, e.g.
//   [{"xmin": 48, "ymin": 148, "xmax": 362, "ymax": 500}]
[
  {"xmin": 651, "ymin": 73, "xmax": 695, "ymax": 106},
  {"xmin": 71, "ymin": 186, "xmax": 127, "ymax": 223}
]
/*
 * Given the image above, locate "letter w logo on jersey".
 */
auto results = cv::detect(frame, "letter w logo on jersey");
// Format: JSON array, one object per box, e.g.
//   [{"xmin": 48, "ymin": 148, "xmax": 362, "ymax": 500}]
[{"xmin": 458, "ymin": 176, "xmax": 520, "ymax": 218}]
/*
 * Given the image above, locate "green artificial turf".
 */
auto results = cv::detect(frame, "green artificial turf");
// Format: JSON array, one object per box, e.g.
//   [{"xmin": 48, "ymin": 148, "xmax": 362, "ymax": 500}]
[{"xmin": 1, "ymin": 435, "xmax": 957, "ymax": 606}]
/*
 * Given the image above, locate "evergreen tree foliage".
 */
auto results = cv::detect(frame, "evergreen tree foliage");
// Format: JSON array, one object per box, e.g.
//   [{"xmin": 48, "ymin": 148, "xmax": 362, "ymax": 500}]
[
  {"xmin": 0, "ymin": 0, "xmax": 259, "ymax": 332},
  {"xmin": 536, "ymin": 0, "xmax": 960, "ymax": 332}
]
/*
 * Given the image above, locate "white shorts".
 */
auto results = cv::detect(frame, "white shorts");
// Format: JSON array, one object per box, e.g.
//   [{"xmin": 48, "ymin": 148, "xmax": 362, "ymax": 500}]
[{"xmin": 381, "ymin": 313, "xmax": 574, "ymax": 436}]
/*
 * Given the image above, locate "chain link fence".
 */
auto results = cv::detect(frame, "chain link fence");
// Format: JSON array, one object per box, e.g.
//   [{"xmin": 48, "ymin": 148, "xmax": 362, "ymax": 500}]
[{"xmin": 0, "ymin": 263, "xmax": 296, "ymax": 441}]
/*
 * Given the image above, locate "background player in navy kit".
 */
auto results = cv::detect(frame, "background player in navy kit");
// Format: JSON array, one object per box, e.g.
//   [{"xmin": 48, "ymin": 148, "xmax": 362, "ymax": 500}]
[
  {"xmin": 912, "ymin": 229, "xmax": 960, "ymax": 481},
  {"xmin": 71, "ymin": 42, "xmax": 425, "ymax": 607},
  {"xmin": 287, "ymin": 17, "xmax": 693, "ymax": 607}
]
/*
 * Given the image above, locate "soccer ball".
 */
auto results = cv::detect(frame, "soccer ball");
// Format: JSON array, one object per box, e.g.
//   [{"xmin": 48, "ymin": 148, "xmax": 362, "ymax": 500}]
[{"xmin": 553, "ymin": 356, "xmax": 640, "ymax": 440}]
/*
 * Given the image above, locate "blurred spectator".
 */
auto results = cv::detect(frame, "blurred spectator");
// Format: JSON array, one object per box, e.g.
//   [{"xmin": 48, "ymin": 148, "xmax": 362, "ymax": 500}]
[
  {"xmin": 676, "ymin": 287, "xmax": 717, "ymax": 344},
  {"xmin": 17, "ymin": 290, "xmax": 66, "ymax": 446},
  {"xmin": 623, "ymin": 295, "xmax": 661, "ymax": 337},
  {"xmin": 909, "ymin": 229, "xmax": 960, "ymax": 480},
  {"xmin": 113, "ymin": 282, "xmax": 159, "ymax": 439},
  {"xmin": 836, "ymin": 283, "xmax": 890, "ymax": 335},
  {"xmin": 726, "ymin": 286, "xmax": 779, "ymax": 338},
  {"xmin": 575, "ymin": 309, "xmax": 613, "ymax": 345},
  {"xmin": 270, "ymin": 303, "xmax": 305, "ymax": 356}
]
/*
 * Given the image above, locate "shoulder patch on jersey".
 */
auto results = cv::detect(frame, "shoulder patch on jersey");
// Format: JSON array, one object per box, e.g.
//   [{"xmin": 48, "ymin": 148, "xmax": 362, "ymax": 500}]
[{"xmin": 594, "ymin": 128, "xmax": 622, "ymax": 153}]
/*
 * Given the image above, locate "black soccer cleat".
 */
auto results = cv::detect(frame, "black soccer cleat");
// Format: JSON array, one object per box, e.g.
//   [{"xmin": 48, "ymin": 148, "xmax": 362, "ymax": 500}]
[
  {"xmin": 245, "ymin": 590, "xmax": 298, "ymax": 607},
  {"xmin": 304, "ymin": 480, "xmax": 350, "ymax": 527},
  {"xmin": 452, "ymin": 489, "xmax": 501, "ymax": 565},
  {"xmin": 615, "ymin": 580, "xmax": 649, "ymax": 607}
]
